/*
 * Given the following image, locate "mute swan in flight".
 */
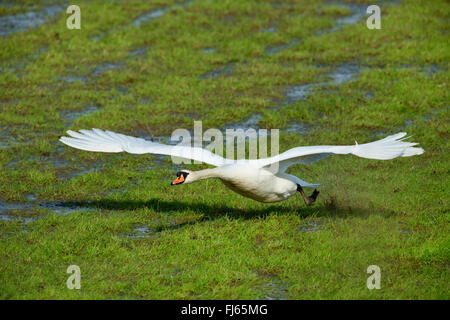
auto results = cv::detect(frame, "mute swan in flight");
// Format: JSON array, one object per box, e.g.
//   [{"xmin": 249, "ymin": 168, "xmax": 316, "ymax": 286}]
[{"xmin": 60, "ymin": 129, "xmax": 423, "ymax": 205}]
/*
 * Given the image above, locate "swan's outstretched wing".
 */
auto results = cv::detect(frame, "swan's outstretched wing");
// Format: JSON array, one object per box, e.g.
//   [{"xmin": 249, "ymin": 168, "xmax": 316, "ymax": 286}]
[
  {"xmin": 257, "ymin": 132, "xmax": 424, "ymax": 172},
  {"xmin": 60, "ymin": 128, "xmax": 228, "ymax": 167}
]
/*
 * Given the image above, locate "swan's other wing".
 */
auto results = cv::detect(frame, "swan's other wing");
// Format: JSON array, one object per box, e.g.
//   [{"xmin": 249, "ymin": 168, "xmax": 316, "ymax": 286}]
[
  {"xmin": 59, "ymin": 128, "xmax": 227, "ymax": 167},
  {"xmin": 257, "ymin": 132, "xmax": 424, "ymax": 172}
]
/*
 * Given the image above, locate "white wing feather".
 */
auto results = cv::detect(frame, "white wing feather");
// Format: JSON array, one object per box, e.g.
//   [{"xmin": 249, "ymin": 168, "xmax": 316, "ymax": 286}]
[
  {"xmin": 257, "ymin": 132, "xmax": 424, "ymax": 172},
  {"xmin": 59, "ymin": 128, "xmax": 228, "ymax": 167},
  {"xmin": 60, "ymin": 130, "xmax": 424, "ymax": 172}
]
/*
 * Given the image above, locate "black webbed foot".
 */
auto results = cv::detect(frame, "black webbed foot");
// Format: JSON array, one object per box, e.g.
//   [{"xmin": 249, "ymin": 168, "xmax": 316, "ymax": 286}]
[
  {"xmin": 297, "ymin": 185, "xmax": 319, "ymax": 206},
  {"xmin": 306, "ymin": 189, "xmax": 319, "ymax": 206}
]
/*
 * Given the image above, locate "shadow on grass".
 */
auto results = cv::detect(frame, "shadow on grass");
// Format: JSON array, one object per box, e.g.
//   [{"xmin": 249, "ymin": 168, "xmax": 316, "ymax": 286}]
[{"xmin": 56, "ymin": 197, "xmax": 386, "ymax": 222}]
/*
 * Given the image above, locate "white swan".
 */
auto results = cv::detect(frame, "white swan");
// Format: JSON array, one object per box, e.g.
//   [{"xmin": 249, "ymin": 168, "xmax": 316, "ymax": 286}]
[{"xmin": 60, "ymin": 129, "xmax": 424, "ymax": 205}]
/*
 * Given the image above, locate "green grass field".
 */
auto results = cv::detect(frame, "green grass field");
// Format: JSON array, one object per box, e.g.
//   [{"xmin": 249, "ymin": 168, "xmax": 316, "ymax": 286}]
[{"xmin": 0, "ymin": 0, "xmax": 449, "ymax": 299}]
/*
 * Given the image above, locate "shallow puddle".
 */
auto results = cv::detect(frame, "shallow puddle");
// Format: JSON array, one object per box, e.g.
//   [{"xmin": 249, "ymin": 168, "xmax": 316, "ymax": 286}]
[
  {"xmin": 265, "ymin": 39, "xmax": 299, "ymax": 55},
  {"xmin": 0, "ymin": 213, "xmax": 36, "ymax": 224},
  {"xmin": 130, "ymin": 48, "xmax": 149, "ymax": 57},
  {"xmin": 61, "ymin": 106, "xmax": 100, "ymax": 123},
  {"xmin": 283, "ymin": 121, "xmax": 310, "ymax": 134},
  {"xmin": 58, "ymin": 75, "xmax": 88, "ymax": 84},
  {"xmin": 327, "ymin": 63, "xmax": 361, "ymax": 85},
  {"xmin": 373, "ymin": 106, "xmax": 449, "ymax": 138},
  {"xmin": 132, "ymin": 0, "xmax": 194, "ymax": 27},
  {"xmin": 422, "ymin": 64, "xmax": 444, "ymax": 76},
  {"xmin": 0, "ymin": 5, "xmax": 63, "ymax": 37},
  {"xmin": 199, "ymin": 64, "xmax": 235, "ymax": 79},
  {"xmin": 223, "ymin": 114, "xmax": 262, "ymax": 131},
  {"xmin": 284, "ymin": 84, "xmax": 313, "ymax": 104},
  {"xmin": 91, "ymin": 62, "xmax": 125, "ymax": 76},
  {"xmin": 133, "ymin": 9, "xmax": 166, "ymax": 27},
  {"xmin": 297, "ymin": 221, "xmax": 323, "ymax": 233},
  {"xmin": 0, "ymin": 201, "xmax": 33, "ymax": 215},
  {"xmin": 218, "ymin": 63, "xmax": 361, "ymax": 135},
  {"xmin": 279, "ymin": 63, "xmax": 361, "ymax": 111},
  {"xmin": 261, "ymin": 26, "xmax": 276, "ymax": 33},
  {"xmin": 91, "ymin": 0, "xmax": 194, "ymax": 41},
  {"xmin": 120, "ymin": 219, "xmax": 197, "ymax": 240},
  {"xmin": 202, "ymin": 47, "xmax": 217, "ymax": 54},
  {"xmin": 265, "ymin": 2, "xmax": 373, "ymax": 55},
  {"xmin": 0, "ymin": 46, "xmax": 48, "ymax": 75},
  {"xmin": 0, "ymin": 201, "xmax": 38, "ymax": 228},
  {"xmin": 0, "ymin": 127, "xmax": 19, "ymax": 149},
  {"xmin": 259, "ymin": 281, "xmax": 288, "ymax": 300},
  {"xmin": 64, "ymin": 164, "xmax": 104, "ymax": 180},
  {"xmin": 255, "ymin": 274, "xmax": 289, "ymax": 300},
  {"xmin": 121, "ymin": 225, "xmax": 157, "ymax": 239},
  {"xmin": 328, "ymin": 3, "xmax": 367, "ymax": 33},
  {"xmin": 38, "ymin": 201, "xmax": 96, "ymax": 215}
]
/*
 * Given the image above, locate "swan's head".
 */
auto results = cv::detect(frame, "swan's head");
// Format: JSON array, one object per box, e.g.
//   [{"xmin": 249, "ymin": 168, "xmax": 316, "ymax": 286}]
[{"xmin": 171, "ymin": 170, "xmax": 192, "ymax": 185}]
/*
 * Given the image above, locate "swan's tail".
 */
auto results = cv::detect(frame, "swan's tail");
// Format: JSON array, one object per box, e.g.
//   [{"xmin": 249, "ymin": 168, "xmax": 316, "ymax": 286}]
[{"xmin": 352, "ymin": 132, "xmax": 424, "ymax": 160}]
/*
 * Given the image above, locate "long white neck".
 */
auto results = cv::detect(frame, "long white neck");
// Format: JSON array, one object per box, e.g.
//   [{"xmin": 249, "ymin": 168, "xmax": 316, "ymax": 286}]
[{"xmin": 189, "ymin": 168, "xmax": 221, "ymax": 182}]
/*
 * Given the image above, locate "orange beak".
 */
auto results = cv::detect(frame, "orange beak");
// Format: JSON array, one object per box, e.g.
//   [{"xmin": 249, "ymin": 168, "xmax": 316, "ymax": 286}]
[{"xmin": 171, "ymin": 175, "xmax": 185, "ymax": 185}]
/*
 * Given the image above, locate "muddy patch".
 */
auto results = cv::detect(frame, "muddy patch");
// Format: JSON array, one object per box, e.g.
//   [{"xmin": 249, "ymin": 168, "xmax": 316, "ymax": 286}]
[{"xmin": 0, "ymin": 5, "xmax": 63, "ymax": 37}]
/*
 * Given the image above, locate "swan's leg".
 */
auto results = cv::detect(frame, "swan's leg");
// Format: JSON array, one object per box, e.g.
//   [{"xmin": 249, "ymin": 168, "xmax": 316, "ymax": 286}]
[{"xmin": 297, "ymin": 184, "xmax": 319, "ymax": 206}]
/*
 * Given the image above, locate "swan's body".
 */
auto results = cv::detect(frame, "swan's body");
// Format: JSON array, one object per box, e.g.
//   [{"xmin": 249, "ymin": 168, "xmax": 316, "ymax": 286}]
[
  {"xmin": 185, "ymin": 165, "xmax": 299, "ymax": 202},
  {"xmin": 60, "ymin": 129, "xmax": 424, "ymax": 204}
]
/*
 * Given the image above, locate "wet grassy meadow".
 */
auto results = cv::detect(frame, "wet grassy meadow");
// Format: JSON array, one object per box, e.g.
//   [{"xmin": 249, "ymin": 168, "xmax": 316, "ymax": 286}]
[{"xmin": 0, "ymin": 0, "xmax": 449, "ymax": 299}]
